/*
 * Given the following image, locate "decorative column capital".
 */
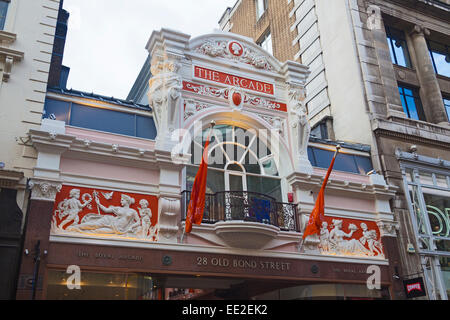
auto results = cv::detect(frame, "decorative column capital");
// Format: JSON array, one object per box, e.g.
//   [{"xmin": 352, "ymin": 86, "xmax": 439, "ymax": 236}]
[
  {"xmin": 377, "ymin": 220, "xmax": 400, "ymax": 237},
  {"xmin": 409, "ymin": 25, "xmax": 431, "ymax": 37},
  {"xmin": 28, "ymin": 179, "xmax": 62, "ymax": 202}
]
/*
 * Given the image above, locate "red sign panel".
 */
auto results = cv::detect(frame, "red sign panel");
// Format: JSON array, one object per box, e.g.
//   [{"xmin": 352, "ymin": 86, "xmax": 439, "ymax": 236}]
[
  {"xmin": 194, "ymin": 65, "xmax": 274, "ymax": 95},
  {"xmin": 183, "ymin": 81, "xmax": 287, "ymax": 112}
]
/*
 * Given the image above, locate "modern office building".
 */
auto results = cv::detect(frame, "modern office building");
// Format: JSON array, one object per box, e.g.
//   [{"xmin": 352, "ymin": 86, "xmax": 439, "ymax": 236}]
[
  {"xmin": 219, "ymin": 0, "xmax": 450, "ymax": 299},
  {"xmin": 0, "ymin": 0, "xmax": 66, "ymax": 300}
]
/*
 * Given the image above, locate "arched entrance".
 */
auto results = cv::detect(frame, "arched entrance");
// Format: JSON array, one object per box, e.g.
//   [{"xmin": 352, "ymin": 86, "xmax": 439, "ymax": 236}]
[{"xmin": 183, "ymin": 123, "xmax": 297, "ymax": 231}]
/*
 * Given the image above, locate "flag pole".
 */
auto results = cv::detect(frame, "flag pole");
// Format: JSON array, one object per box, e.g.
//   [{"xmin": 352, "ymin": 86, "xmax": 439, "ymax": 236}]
[
  {"xmin": 300, "ymin": 144, "xmax": 341, "ymax": 248},
  {"xmin": 181, "ymin": 120, "xmax": 216, "ymax": 243}
]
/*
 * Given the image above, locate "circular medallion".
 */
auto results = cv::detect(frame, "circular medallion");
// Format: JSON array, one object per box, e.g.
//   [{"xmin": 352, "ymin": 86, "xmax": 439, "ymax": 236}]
[
  {"xmin": 232, "ymin": 92, "xmax": 242, "ymax": 106},
  {"xmin": 228, "ymin": 41, "xmax": 244, "ymax": 57}
]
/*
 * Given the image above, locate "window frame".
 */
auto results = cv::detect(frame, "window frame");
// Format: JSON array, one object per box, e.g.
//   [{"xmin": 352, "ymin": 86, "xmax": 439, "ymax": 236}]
[
  {"xmin": 43, "ymin": 97, "xmax": 156, "ymax": 140},
  {"xmin": 427, "ymin": 39, "xmax": 450, "ymax": 78},
  {"xmin": 257, "ymin": 29, "xmax": 273, "ymax": 55},
  {"xmin": 256, "ymin": 0, "xmax": 268, "ymax": 20},
  {"xmin": 0, "ymin": 0, "xmax": 10, "ymax": 31},
  {"xmin": 385, "ymin": 25, "xmax": 413, "ymax": 69},
  {"xmin": 398, "ymin": 84, "xmax": 426, "ymax": 121}
]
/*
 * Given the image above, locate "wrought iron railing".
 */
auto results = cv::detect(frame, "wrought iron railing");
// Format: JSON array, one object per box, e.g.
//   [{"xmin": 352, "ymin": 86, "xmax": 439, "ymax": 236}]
[{"xmin": 181, "ymin": 190, "xmax": 299, "ymax": 232}]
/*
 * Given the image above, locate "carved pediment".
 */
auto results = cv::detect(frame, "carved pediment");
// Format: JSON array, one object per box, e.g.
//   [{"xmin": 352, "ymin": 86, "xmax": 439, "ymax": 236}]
[{"xmin": 191, "ymin": 36, "xmax": 279, "ymax": 72}]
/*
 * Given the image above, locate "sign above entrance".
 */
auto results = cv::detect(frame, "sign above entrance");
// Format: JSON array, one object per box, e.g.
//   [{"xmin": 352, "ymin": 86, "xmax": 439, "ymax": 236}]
[{"xmin": 193, "ymin": 65, "xmax": 274, "ymax": 95}]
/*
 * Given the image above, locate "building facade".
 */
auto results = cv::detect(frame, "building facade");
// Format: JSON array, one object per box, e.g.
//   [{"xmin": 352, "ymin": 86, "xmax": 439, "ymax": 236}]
[
  {"xmin": 13, "ymin": 27, "xmax": 406, "ymax": 300},
  {"xmin": 220, "ymin": 0, "xmax": 450, "ymax": 299},
  {"xmin": 0, "ymin": 0, "xmax": 64, "ymax": 300}
]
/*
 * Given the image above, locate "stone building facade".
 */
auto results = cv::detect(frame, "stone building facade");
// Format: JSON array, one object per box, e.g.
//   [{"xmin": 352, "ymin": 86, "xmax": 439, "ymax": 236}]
[
  {"xmin": 220, "ymin": 0, "xmax": 450, "ymax": 299},
  {"xmin": 0, "ymin": 0, "xmax": 64, "ymax": 299}
]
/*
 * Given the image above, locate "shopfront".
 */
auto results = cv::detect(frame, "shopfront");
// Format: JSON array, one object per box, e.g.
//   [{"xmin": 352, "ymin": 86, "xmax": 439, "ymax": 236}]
[
  {"xmin": 17, "ymin": 29, "xmax": 400, "ymax": 300},
  {"xmin": 398, "ymin": 149, "xmax": 450, "ymax": 299}
]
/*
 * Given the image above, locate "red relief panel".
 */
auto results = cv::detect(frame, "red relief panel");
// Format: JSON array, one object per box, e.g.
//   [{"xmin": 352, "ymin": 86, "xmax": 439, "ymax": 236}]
[
  {"xmin": 318, "ymin": 216, "xmax": 385, "ymax": 258},
  {"xmin": 51, "ymin": 185, "xmax": 159, "ymax": 241},
  {"xmin": 193, "ymin": 65, "xmax": 274, "ymax": 95}
]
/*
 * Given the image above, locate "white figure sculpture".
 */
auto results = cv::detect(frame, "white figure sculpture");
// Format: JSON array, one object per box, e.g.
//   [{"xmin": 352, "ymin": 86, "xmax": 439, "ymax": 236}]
[
  {"xmin": 319, "ymin": 221, "xmax": 330, "ymax": 253},
  {"xmin": 359, "ymin": 223, "xmax": 384, "ymax": 257},
  {"xmin": 137, "ymin": 199, "xmax": 152, "ymax": 239},
  {"xmin": 56, "ymin": 189, "xmax": 92, "ymax": 229},
  {"xmin": 328, "ymin": 219, "xmax": 370, "ymax": 256},
  {"xmin": 67, "ymin": 194, "xmax": 141, "ymax": 236},
  {"xmin": 289, "ymin": 89, "xmax": 310, "ymax": 158}
]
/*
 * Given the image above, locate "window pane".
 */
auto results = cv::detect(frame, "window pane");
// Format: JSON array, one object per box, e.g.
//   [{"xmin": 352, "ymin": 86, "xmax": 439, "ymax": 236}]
[
  {"xmin": 43, "ymin": 98, "xmax": 70, "ymax": 123},
  {"xmin": 444, "ymin": 98, "xmax": 450, "ymax": 121},
  {"xmin": 385, "ymin": 27, "xmax": 411, "ymax": 68},
  {"xmin": 431, "ymin": 51, "xmax": 450, "ymax": 78},
  {"xmin": 256, "ymin": 0, "xmax": 265, "ymax": 18},
  {"xmin": 393, "ymin": 39, "xmax": 411, "ymax": 67},
  {"xmin": 70, "ymin": 104, "xmax": 135, "ymax": 136},
  {"xmin": 405, "ymin": 95, "xmax": 420, "ymax": 120},
  {"xmin": 247, "ymin": 175, "xmax": 282, "ymax": 202},
  {"xmin": 0, "ymin": 1, "xmax": 8, "ymax": 30},
  {"xmin": 136, "ymin": 115, "xmax": 157, "ymax": 139},
  {"xmin": 355, "ymin": 156, "xmax": 374, "ymax": 175},
  {"xmin": 334, "ymin": 153, "xmax": 359, "ymax": 174},
  {"xmin": 312, "ymin": 148, "xmax": 334, "ymax": 169}
]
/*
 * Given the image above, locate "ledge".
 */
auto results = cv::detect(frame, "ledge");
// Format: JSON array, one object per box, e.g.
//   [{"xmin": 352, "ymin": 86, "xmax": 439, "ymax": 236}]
[
  {"xmin": 0, "ymin": 31, "xmax": 17, "ymax": 44},
  {"xmin": 213, "ymin": 221, "xmax": 280, "ymax": 249}
]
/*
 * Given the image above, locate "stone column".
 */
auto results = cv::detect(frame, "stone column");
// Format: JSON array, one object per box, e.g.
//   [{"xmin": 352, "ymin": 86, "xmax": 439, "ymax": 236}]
[
  {"xmin": 409, "ymin": 25, "xmax": 447, "ymax": 124},
  {"xmin": 16, "ymin": 179, "xmax": 61, "ymax": 300},
  {"xmin": 367, "ymin": 5, "xmax": 406, "ymax": 119}
]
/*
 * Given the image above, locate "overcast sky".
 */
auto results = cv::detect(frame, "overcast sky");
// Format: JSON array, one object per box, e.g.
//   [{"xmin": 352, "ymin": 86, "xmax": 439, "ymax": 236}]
[{"xmin": 62, "ymin": 0, "xmax": 238, "ymax": 100}]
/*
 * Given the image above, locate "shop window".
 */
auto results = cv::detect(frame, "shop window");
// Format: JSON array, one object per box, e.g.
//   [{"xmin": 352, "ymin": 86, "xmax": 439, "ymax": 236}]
[
  {"xmin": 257, "ymin": 30, "xmax": 273, "ymax": 55},
  {"xmin": 385, "ymin": 26, "xmax": 412, "ymax": 68},
  {"xmin": 428, "ymin": 40, "xmax": 450, "ymax": 78},
  {"xmin": 43, "ymin": 98, "xmax": 157, "ymax": 140},
  {"xmin": 0, "ymin": 0, "xmax": 9, "ymax": 30},
  {"xmin": 256, "ymin": 0, "xmax": 268, "ymax": 19},
  {"xmin": 307, "ymin": 146, "xmax": 374, "ymax": 175},
  {"xmin": 398, "ymin": 85, "xmax": 426, "ymax": 121},
  {"xmin": 444, "ymin": 97, "xmax": 450, "ymax": 122}
]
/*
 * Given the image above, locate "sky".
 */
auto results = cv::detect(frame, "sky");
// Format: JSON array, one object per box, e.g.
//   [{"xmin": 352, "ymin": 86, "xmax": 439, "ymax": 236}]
[{"xmin": 62, "ymin": 0, "xmax": 238, "ymax": 100}]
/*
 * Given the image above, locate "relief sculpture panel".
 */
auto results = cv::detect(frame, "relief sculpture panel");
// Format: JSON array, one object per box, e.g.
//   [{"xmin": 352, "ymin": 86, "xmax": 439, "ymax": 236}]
[{"xmin": 51, "ymin": 185, "xmax": 159, "ymax": 241}]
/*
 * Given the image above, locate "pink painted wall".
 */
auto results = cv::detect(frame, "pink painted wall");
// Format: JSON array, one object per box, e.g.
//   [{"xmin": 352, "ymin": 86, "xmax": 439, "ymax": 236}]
[{"xmin": 60, "ymin": 157, "xmax": 159, "ymax": 185}]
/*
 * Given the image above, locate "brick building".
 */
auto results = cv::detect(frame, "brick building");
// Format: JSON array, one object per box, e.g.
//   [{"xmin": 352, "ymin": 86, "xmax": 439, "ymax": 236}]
[{"xmin": 219, "ymin": 0, "xmax": 450, "ymax": 299}]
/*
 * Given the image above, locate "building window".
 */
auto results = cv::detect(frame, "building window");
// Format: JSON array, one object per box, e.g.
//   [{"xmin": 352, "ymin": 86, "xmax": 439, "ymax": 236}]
[
  {"xmin": 307, "ymin": 147, "xmax": 373, "ymax": 175},
  {"xmin": 43, "ymin": 98, "xmax": 157, "ymax": 140},
  {"xmin": 257, "ymin": 30, "xmax": 272, "ymax": 55},
  {"xmin": 310, "ymin": 121, "xmax": 329, "ymax": 140},
  {"xmin": 385, "ymin": 26, "xmax": 412, "ymax": 68},
  {"xmin": 428, "ymin": 40, "xmax": 450, "ymax": 78},
  {"xmin": 0, "ymin": 0, "xmax": 9, "ymax": 30},
  {"xmin": 256, "ymin": 0, "xmax": 267, "ymax": 19},
  {"xmin": 444, "ymin": 97, "xmax": 450, "ymax": 122},
  {"xmin": 398, "ymin": 85, "xmax": 426, "ymax": 121}
]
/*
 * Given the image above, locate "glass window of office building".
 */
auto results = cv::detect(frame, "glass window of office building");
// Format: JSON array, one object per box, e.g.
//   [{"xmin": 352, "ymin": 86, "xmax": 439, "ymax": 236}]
[
  {"xmin": 401, "ymin": 158, "xmax": 450, "ymax": 300},
  {"xmin": 0, "ymin": 0, "xmax": 9, "ymax": 30},
  {"xmin": 386, "ymin": 26, "xmax": 412, "ymax": 68},
  {"xmin": 427, "ymin": 40, "xmax": 450, "ymax": 78}
]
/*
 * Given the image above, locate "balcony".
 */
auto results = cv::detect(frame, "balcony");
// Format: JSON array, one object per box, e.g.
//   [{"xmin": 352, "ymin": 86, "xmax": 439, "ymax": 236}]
[{"xmin": 181, "ymin": 191, "xmax": 299, "ymax": 249}]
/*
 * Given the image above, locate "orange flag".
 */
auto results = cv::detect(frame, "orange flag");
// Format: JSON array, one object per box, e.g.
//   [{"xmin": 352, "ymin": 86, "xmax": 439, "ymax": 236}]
[
  {"xmin": 302, "ymin": 146, "xmax": 340, "ymax": 240},
  {"xmin": 185, "ymin": 124, "xmax": 214, "ymax": 233}
]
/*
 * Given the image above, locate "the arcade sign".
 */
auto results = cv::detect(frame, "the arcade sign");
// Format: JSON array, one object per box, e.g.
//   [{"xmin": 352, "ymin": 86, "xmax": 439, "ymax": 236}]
[
  {"xmin": 193, "ymin": 65, "xmax": 274, "ymax": 95},
  {"xmin": 403, "ymin": 277, "xmax": 427, "ymax": 299}
]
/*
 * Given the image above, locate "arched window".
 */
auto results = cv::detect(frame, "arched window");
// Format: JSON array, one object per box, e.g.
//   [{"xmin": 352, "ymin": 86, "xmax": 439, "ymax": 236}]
[{"xmin": 186, "ymin": 125, "xmax": 282, "ymax": 202}]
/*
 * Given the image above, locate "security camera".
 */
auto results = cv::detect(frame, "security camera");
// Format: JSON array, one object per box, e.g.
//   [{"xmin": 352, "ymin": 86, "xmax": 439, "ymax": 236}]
[{"xmin": 393, "ymin": 275, "xmax": 400, "ymax": 280}]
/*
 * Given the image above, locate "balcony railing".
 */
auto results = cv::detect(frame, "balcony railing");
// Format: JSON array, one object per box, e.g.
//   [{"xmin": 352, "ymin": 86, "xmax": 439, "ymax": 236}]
[{"xmin": 181, "ymin": 190, "xmax": 299, "ymax": 232}]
